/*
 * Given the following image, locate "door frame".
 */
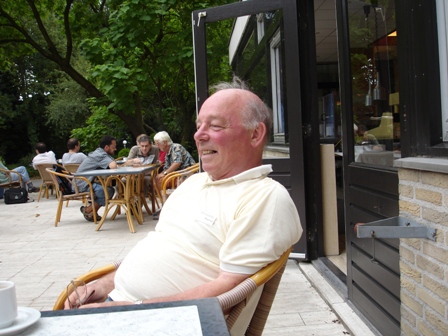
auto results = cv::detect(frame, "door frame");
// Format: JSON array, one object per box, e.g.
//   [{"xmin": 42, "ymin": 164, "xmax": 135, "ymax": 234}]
[{"xmin": 192, "ymin": 0, "xmax": 318, "ymax": 259}]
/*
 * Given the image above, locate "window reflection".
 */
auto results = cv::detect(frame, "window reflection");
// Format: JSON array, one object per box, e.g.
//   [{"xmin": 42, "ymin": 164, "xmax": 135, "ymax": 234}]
[{"xmin": 349, "ymin": 0, "xmax": 400, "ymax": 166}]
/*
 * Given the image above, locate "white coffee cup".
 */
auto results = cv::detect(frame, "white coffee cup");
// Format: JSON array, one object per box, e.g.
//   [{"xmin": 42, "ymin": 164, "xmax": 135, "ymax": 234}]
[{"xmin": 0, "ymin": 281, "xmax": 18, "ymax": 329}]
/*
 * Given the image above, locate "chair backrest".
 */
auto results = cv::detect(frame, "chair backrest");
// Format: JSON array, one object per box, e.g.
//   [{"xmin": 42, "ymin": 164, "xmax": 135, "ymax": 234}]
[
  {"xmin": 36, "ymin": 163, "xmax": 57, "ymax": 184},
  {"xmin": 160, "ymin": 163, "xmax": 200, "ymax": 204},
  {"xmin": 63, "ymin": 163, "xmax": 80, "ymax": 174}
]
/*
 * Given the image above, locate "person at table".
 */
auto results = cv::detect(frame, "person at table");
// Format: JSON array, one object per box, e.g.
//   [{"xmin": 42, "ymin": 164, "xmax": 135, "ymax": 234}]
[
  {"xmin": 62, "ymin": 138, "xmax": 87, "ymax": 165},
  {"xmin": 76, "ymin": 135, "xmax": 118, "ymax": 222},
  {"xmin": 125, "ymin": 134, "xmax": 160, "ymax": 195},
  {"xmin": 65, "ymin": 77, "xmax": 302, "ymax": 314},
  {"xmin": 153, "ymin": 131, "xmax": 196, "ymax": 189},
  {"xmin": 0, "ymin": 160, "xmax": 39, "ymax": 192},
  {"xmin": 32, "ymin": 142, "xmax": 57, "ymax": 169},
  {"xmin": 125, "ymin": 135, "xmax": 159, "ymax": 166}
]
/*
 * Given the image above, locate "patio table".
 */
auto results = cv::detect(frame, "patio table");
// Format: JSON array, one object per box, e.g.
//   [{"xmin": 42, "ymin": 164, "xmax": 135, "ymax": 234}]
[{"xmin": 75, "ymin": 165, "xmax": 159, "ymax": 233}]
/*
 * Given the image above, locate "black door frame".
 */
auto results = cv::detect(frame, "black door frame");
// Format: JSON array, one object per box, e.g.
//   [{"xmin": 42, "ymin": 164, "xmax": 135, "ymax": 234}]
[{"xmin": 192, "ymin": 0, "xmax": 320, "ymax": 259}]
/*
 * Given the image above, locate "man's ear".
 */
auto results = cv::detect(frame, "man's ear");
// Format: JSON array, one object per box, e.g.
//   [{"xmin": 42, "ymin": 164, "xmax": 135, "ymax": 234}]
[{"xmin": 251, "ymin": 122, "xmax": 267, "ymax": 147}]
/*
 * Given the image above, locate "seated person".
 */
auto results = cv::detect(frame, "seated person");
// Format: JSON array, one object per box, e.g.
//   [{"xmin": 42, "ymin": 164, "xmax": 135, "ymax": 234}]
[
  {"xmin": 62, "ymin": 138, "xmax": 87, "ymax": 165},
  {"xmin": 32, "ymin": 142, "xmax": 57, "ymax": 169},
  {"xmin": 126, "ymin": 135, "xmax": 159, "ymax": 166},
  {"xmin": 65, "ymin": 78, "xmax": 303, "ymax": 315},
  {"xmin": 154, "ymin": 131, "xmax": 196, "ymax": 189},
  {"xmin": 75, "ymin": 135, "xmax": 117, "ymax": 222},
  {"xmin": 0, "ymin": 161, "xmax": 39, "ymax": 192},
  {"xmin": 126, "ymin": 135, "xmax": 160, "ymax": 195}
]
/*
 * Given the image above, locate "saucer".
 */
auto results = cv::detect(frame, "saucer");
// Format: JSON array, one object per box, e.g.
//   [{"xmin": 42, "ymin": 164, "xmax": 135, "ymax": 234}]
[{"xmin": 0, "ymin": 307, "xmax": 40, "ymax": 336}]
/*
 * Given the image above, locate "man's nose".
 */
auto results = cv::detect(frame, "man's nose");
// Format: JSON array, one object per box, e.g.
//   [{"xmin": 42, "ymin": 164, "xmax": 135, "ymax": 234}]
[{"xmin": 194, "ymin": 127, "xmax": 207, "ymax": 141}]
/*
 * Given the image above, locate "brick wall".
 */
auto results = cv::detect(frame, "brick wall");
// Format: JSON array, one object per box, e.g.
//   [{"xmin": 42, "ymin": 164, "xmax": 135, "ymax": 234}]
[{"xmin": 398, "ymin": 168, "xmax": 448, "ymax": 336}]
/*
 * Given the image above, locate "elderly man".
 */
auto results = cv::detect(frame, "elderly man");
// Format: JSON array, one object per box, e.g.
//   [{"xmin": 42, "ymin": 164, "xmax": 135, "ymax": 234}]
[
  {"xmin": 154, "ymin": 131, "xmax": 196, "ymax": 189},
  {"xmin": 76, "ymin": 135, "xmax": 118, "ymax": 222},
  {"xmin": 65, "ymin": 79, "xmax": 302, "ymax": 312}
]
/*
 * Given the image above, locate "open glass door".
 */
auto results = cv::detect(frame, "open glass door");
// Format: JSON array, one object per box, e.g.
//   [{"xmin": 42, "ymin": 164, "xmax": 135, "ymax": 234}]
[{"xmin": 192, "ymin": 0, "xmax": 307, "ymax": 258}]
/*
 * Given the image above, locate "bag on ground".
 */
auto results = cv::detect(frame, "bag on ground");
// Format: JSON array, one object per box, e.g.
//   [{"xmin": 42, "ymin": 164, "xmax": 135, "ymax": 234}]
[{"xmin": 4, "ymin": 187, "xmax": 28, "ymax": 204}]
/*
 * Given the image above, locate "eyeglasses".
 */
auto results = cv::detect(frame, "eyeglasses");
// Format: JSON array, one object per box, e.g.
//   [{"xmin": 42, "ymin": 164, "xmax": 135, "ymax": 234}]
[{"xmin": 66, "ymin": 280, "xmax": 95, "ymax": 309}]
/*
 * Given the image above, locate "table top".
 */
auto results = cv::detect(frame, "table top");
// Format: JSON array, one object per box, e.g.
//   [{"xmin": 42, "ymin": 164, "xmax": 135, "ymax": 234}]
[
  {"xmin": 75, "ymin": 165, "xmax": 158, "ymax": 177},
  {"xmin": 21, "ymin": 298, "xmax": 229, "ymax": 336}
]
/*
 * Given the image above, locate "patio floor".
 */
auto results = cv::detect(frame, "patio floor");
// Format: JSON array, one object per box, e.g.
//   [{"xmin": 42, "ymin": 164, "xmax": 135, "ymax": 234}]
[{"xmin": 0, "ymin": 184, "xmax": 374, "ymax": 335}]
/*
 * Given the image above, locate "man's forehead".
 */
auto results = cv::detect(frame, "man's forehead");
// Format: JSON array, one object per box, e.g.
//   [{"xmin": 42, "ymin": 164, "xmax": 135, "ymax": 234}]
[
  {"xmin": 196, "ymin": 112, "xmax": 227, "ymax": 122},
  {"xmin": 139, "ymin": 141, "xmax": 150, "ymax": 146}
]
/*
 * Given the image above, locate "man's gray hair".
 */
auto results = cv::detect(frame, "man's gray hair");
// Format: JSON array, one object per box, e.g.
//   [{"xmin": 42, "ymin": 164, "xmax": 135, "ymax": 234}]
[
  {"xmin": 210, "ymin": 76, "xmax": 272, "ymax": 143},
  {"xmin": 154, "ymin": 131, "xmax": 173, "ymax": 145},
  {"xmin": 137, "ymin": 135, "xmax": 152, "ymax": 144}
]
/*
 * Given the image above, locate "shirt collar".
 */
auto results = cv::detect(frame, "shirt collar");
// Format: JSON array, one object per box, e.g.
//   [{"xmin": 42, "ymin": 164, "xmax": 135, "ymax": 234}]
[{"xmin": 204, "ymin": 165, "xmax": 272, "ymax": 185}]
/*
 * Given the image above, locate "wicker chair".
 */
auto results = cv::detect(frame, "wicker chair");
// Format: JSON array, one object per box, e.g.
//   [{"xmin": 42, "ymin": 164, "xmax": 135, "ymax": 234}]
[
  {"xmin": 46, "ymin": 168, "xmax": 98, "ymax": 226},
  {"xmin": 63, "ymin": 163, "xmax": 81, "ymax": 174},
  {"xmin": 52, "ymin": 247, "xmax": 291, "ymax": 335},
  {"xmin": 157, "ymin": 163, "xmax": 200, "ymax": 205},
  {"xmin": 0, "ymin": 167, "xmax": 23, "ymax": 189},
  {"xmin": 35, "ymin": 163, "xmax": 58, "ymax": 201}
]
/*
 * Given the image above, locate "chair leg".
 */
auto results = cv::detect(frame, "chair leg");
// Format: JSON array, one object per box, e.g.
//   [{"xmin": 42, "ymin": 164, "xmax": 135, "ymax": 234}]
[
  {"xmin": 37, "ymin": 185, "xmax": 44, "ymax": 202},
  {"xmin": 55, "ymin": 200, "xmax": 64, "ymax": 227}
]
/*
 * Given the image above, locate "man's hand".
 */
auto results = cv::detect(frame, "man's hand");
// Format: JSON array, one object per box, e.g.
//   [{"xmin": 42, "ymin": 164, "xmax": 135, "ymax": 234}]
[
  {"xmin": 64, "ymin": 271, "xmax": 116, "ymax": 310},
  {"xmin": 64, "ymin": 283, "xmax": 107, "ymax": 310}
]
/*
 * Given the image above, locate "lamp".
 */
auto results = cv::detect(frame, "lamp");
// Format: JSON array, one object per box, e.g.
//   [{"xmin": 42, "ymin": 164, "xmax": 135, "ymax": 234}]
[{"xmin": 123, "ymin": 140, "xmax": 127, "ymax": 148}]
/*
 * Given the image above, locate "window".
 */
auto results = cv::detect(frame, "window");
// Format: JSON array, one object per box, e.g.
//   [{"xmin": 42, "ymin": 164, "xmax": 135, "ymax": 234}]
[
  {"xmin": 270, "ymin": 30, "xmax": 285, "ymax": 143},
  {"xmin": 436, "ymin": 0, "xmax": 448, "ymax": 142}
]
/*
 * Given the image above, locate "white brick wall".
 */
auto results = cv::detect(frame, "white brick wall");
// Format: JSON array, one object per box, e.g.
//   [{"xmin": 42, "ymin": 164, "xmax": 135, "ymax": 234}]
[{"xmin": 399, "ymin": 168, "xmax": 448, "ymax": 335}]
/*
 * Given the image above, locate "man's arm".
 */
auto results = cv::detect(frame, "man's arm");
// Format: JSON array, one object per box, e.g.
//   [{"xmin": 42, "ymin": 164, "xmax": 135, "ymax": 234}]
[
  {"xmin": 64, "ymin": 271, "xmax": 117, "ymax": 309},
  {"xmin": 108, "ymin": 160, "xmax": 118, "ymax": 169},
  {"xmin": 155, "ymin": 162, "xmax": 181, "ymax": 183},
  {"xmin": 80, "ymin": 270, "xmax": 250, "ymax": 308}
]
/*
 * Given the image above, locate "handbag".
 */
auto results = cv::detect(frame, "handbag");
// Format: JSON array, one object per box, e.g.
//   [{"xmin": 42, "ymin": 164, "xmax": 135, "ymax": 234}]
[{"xmin": 4, "ymin": 187, "xmax": 28, "ymax": 204}]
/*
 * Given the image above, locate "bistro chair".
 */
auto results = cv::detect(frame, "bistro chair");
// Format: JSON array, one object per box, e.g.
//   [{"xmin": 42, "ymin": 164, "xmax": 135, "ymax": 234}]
[
  {"xmin": 35, "ymin": 163, "xmax": 58, "ymax": 201},
  {"xmin": 157, "ymin": 163, "xmax": 200, "ymax": 205},
  {"xmin": 46, "ymin": 168, "xmax": 98, "ymax": 226},
  {"xmin": 0, "ymin": 167, "xmax": 23, "ymax": 189},
  {"xmin": 63, "ymin": 163, "xmax": 81, "ymax": 174},
  {"xmin": 52, "ymin": 247, "xmax": 291, "ymax": 335}
]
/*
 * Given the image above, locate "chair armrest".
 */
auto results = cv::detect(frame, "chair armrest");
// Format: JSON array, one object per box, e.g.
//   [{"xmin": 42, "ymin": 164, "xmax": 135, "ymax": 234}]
[
  {"xmin": 53, "ymin": 261, "xmax": 121, "ymax": 310},
  {"xmin": 217, "ymin": 247, "xmax": 292, "ymax": 311}
]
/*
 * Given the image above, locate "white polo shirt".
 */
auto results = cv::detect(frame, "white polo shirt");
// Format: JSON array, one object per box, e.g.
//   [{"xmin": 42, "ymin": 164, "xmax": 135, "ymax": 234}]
[{"xmin": 110, "ymin": 165, "xmax": 302, "ymax": 302}]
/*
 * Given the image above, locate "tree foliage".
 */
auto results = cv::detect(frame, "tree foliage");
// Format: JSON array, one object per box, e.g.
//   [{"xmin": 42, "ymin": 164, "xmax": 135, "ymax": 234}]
[{"xmin": 0, "ymin": 0, "xmax": 234, "ymax": 161}]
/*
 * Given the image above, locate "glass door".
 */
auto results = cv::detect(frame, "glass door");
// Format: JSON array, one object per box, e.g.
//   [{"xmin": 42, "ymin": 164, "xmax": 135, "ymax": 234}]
[{"xmin": 192, "ymin": 0, "xmax": 307, "ymax": 258}]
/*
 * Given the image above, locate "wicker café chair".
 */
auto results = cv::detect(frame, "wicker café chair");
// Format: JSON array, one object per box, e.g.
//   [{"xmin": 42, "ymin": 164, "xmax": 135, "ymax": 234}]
[
  {"xmin": 63, "ymin": 163, "xmax": 81, "ymax": 174},
  {"xmin": 35, "ymin": 163, "xmax": 58, "ymax": 201},
  {"xmin": 46, "ymin": 168, "xmax": 98, "ymax": 226},
  {"xmin": 0, "ymin": 167, "xmax": 23, "ymax": 189},
  {"xmin": 157, "ymin": 163, "xmax": 200, "ymax": 205},
  {"xmin": 52, "ymin": 247, "xmax": 291, "ymax": 335}
]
